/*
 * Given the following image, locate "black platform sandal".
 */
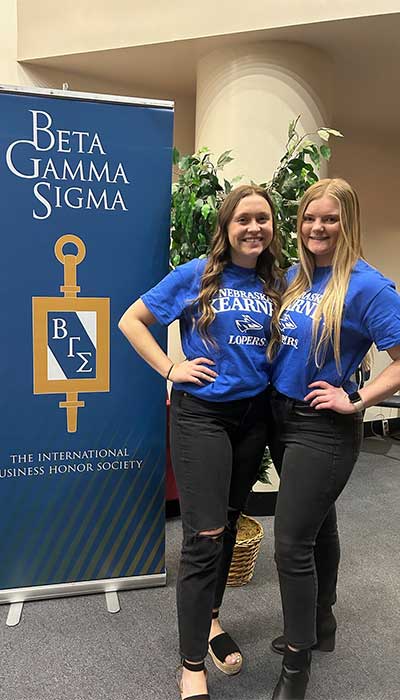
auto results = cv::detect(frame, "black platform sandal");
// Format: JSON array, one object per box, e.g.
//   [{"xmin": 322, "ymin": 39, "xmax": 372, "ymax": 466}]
[
  {"xmin": 177, "ymin": 658, "xmax": 210, "ymax": 700},
  {"xmin": 208, "ymin": 610, "xmax": 242, "ymax": 676}
]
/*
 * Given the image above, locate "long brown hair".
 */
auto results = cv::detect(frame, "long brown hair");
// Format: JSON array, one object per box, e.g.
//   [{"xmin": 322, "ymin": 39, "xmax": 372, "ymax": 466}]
[
  {"xmin": 268, "ymin": 178, "xmax": 366, "ymax": 370},
  {"xmin": 195, "ymin": 185, "xmax": 284, "ymax": 348}
]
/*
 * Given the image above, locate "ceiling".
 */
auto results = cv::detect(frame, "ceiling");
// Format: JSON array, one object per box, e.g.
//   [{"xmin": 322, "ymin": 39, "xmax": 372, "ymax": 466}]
[{"xmin": 20, "ymin": 12, "xmax": 400, "ymax": 136}]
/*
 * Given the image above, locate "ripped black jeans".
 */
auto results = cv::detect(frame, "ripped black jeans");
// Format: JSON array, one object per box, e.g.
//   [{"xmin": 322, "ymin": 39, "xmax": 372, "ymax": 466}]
[
  {"xmin": 170, "ymin": 388, "xmax": 269, "ymax": 662},
  {"xmin": 268, "ymin": 387, "xmax": 364, "ymax": 649}
]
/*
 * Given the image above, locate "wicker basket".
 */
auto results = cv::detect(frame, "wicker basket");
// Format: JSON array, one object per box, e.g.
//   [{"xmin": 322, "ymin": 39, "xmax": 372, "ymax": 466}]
[{"xmin": 227, "ymin": 514, "xmax": 264, "ymax": 586}]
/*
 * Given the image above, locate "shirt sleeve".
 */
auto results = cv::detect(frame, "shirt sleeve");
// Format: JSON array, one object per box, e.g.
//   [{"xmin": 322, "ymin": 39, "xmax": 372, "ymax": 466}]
[
  {"xmin": 363, "ymin": 284, "xmax": 400, "ymax": 350},
  {"xmin": 285, "ymin": 264, "xmax": 300, "ymax": 284},
  {"xmin": 140, "ymin": 263, "xmax": 196, "ymax": 326}
]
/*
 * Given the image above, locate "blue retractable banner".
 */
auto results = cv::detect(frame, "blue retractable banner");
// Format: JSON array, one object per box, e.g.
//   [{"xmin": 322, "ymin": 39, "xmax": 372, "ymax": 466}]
[{"xmin": 0, "ymin": 86, "xmax": 173, "ymax": 601}]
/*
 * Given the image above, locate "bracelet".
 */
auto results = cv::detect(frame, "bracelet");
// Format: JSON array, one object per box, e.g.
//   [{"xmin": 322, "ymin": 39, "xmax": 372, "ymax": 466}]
[{"xmin": 166, "ymin": 363, "xmax": 175, "ymax": 381}]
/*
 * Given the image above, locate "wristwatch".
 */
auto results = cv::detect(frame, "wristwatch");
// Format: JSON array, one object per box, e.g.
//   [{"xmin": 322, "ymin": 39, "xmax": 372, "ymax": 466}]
[{"xmin": 347, "ymin": 391, "xmax": 365, "ymax": 412}]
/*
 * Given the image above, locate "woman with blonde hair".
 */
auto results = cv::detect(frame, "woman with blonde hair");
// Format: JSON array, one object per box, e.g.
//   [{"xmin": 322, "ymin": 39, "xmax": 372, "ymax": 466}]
[
  {"xmin": 119, "ymin": 185, "xmax": 283, "ymax": 699},
  {"xmin": 267, "ymin": 178, "xmax": 400, "ymax": 699}
]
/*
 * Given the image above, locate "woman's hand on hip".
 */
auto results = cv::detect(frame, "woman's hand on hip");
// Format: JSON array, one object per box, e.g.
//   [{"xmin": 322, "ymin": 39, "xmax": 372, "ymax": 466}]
[
  {"xmin": 304, "ymin": 381, "xmax": 356, "ymax": 414},
  {"xmin": 169, "ymin": 358, "xmax": 218, "ymax": 385}
]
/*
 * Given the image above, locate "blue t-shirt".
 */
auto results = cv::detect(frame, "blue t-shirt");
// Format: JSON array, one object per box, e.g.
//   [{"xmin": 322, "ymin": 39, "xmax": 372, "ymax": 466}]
[
  {"xmin": 141, "ymin": 258, "xmax": 273, "ymax": 401},
  {"xmin": 271, "ymin": 259, "xmax": 400, "ymax": 401}
]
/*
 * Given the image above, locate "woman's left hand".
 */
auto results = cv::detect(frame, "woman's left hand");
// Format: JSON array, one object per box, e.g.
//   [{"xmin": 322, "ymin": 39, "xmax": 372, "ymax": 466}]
[{"xmin": 304, "ymin": 381, "xmax": 356, "ymax": 414}]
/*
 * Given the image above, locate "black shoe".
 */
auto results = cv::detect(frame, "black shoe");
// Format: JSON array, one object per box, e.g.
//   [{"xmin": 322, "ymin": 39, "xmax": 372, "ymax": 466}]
[
  {"xmin": 316, "ymin": 606, "xmax": 337, "ymax": 650},
  {"xmin": 208, "ymin": 632, "xmax": 242, "ymax": 675},
  {"xmin": 271, "ymin": 648, "xmax": 311, "ymax": 700},
  {"xmin": 271, "ymin": 608, "xmax": 336, "ymax": 655}
]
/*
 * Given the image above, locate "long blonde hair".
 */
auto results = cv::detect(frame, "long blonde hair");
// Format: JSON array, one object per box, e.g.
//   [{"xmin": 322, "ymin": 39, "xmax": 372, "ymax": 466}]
[
  {"xmin": 195, "ymin": 185, "xmax": 284, "ymax": 348},
  {"xmin": 268, "ymin": 178, "xmax": 365, "ymax": 371}
]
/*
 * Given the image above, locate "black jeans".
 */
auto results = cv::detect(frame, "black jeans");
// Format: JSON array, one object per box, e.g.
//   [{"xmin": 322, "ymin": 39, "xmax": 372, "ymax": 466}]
[
  {"xmin": 268, "ymin": 387, "xmax": 363, "ymax": 649},
  {"xmin": 170, "ymin": 388, "xmax": 269, "ymax": 662}
]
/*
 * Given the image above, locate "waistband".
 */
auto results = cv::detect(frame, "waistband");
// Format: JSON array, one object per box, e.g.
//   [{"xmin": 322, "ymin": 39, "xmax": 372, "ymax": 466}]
[
  {"xmin": 268, "ymin": 386, "xmax": 303, "ymax": 405},
  {"xmin": 172, "ymin": 387, "xmax": 268, "ymax": 409}
]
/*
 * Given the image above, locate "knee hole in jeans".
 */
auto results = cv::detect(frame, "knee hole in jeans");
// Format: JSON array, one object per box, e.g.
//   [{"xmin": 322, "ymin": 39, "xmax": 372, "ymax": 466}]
[{"xmin": 198, "ymin": 526, "xmax": 224, "ymax": 539}]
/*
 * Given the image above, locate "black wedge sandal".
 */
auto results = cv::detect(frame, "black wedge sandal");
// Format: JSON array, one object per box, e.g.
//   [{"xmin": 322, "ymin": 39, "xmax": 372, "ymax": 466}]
[
  {"xmin": 177, "ymin": 658, "xmax": 210, "ymax": 700},
  {"xmin": 208, "ymin": 611, "xmax": 242, "ymax": 676}
]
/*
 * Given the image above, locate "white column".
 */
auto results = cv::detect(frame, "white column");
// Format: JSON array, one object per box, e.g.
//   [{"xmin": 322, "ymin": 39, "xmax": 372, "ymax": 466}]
[{"xmin": 196, "ymin": 42, "xmax": 332, "ymax": 183}]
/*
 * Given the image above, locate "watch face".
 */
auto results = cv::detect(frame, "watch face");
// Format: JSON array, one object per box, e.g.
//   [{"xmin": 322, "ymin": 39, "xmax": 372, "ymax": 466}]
[{"xmin": 348, "ymin": 391, "xmax": 362, "ymax": 403}]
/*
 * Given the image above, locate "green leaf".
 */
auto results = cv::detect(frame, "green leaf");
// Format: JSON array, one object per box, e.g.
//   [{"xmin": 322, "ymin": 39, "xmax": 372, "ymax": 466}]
[
  {"xmin": 200, "ymin": 151, "xmax": 211, "ymax": 165},
  {"xmin": 317, "ymin": 129, "xmax": 330, "ymax": 141},
  {"xmin": 179, "ymin": 155, "xmax": 192, "ymax": 170},
  {"xmin": 288, "ymin": 158, "xmax": 313, "ymax": 174},
  {"xmin": 172, "ymin": 147, "xmax": 180, "ymax": 165},
  {"xmin": 320, "ymin": 145, "xmax": 331, "ymax": 160},
  {"xmin": 257, "ymin": 471, "xmax": 272, "ymax": 485},
  {"xmin": 287, "ymin": 115, "xmax": 301, "ymax": 140},
  {"xmin": 217, "ymin": 150, "xmax": 234, "ymax": 168},
  {"xmin": 306, "ymin": 171, "xmax": 319, "ymax": 184},
  {"xmin": 201, "ymin": 203, "xmax": 211, "ymax": 219},
  {"xmin": 224, "ymin": 178, "xmax": 232, "ymax": 194},
  {"xmin": 324, "ymin": 128, "xmax": 344, "ymax": 138},
  {"xmin": 257, "ymin": 446, "xmax": 273, "ymax": 485},
  {"xmin": 306, "ymin": 145, "xmax": 320, "ymax": 167},
  {"xmin": 282, "ymin": 248, "xmax": 293, "ymax": 259},
  {"xmin": 287, "ymin": 119, "xmax": 296, "ymax": 140}
]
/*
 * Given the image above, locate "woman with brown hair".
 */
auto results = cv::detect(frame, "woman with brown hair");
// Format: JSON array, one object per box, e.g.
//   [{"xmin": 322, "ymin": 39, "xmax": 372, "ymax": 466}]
[
  {"xmin": 119, "ymin": 185, "xmax": 283, "ymax": 699},
  {"xmin": 267, "ymin": 178, "xmax": 400, "ymax": 700}
]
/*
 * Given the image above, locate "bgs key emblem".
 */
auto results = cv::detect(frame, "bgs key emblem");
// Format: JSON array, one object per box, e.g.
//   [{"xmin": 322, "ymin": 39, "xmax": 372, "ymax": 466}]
[{"xmin": 32, "ymin": 234, "xmax": 110, "ymax": 433}]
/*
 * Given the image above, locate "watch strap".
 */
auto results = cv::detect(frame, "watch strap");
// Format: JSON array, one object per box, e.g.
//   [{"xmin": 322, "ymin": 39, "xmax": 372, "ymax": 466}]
[{"xmin": 348, "ymin": 391, "xmax": 365, "ymax": 411}]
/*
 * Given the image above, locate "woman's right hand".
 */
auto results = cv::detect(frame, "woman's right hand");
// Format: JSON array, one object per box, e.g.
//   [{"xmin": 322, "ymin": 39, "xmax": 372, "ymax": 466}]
[{"xmin": 169, "ymin": 358, "xmax": 218, "ymax": 385}]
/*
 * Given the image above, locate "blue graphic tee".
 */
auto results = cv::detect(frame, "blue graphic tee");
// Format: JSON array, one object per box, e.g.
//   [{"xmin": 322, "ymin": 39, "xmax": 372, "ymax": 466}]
[
  {"xmin": 141, "ymin": 258, "xmax": 273, "ymax": 401},
  {"xmin": 271, "ymin": 259, "xmax": 400, "ymax": 400}
]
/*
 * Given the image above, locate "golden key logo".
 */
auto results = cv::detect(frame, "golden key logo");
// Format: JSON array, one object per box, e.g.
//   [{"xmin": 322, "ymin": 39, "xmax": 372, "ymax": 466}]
[{"xmin": 32, "ymin": 235, "xmax": 110, "ymax": 433}]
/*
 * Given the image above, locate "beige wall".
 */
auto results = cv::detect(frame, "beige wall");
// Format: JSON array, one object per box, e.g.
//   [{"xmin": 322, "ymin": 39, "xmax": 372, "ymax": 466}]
[
  {"xmin": 331, "ymin": 132, "xmax": 400, "ymax": 418},
  {"xmin": 1, "ymin": 0, "xmax": 22, "ymax": 84},
  {"xmin": 330, "ymin": 130, "xmax": 399, "ymax": 288},
  {"xmin": 17, "ymin": 0, "xmax": 400, "ymax": 60},
  {"xmin": 196, "ymin": 42, "xmax": 332, "ymax": 184}
]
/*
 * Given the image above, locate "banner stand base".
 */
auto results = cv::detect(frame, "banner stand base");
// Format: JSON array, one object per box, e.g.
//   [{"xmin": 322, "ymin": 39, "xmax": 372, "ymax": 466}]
[
  {"xmin": 1, "ymin": 573, "xmax": 166, "ymax": 609},
  {"xmin": 6, "ymin": 602, "xmax": 23, "ymax": 627},
  {"xmin": 105, "ymin": 591, "xmax": 120, "ymax": 613},
  {"xmin": 5, "ymin": 593, "xmax": 122, "ymax": 626}
]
